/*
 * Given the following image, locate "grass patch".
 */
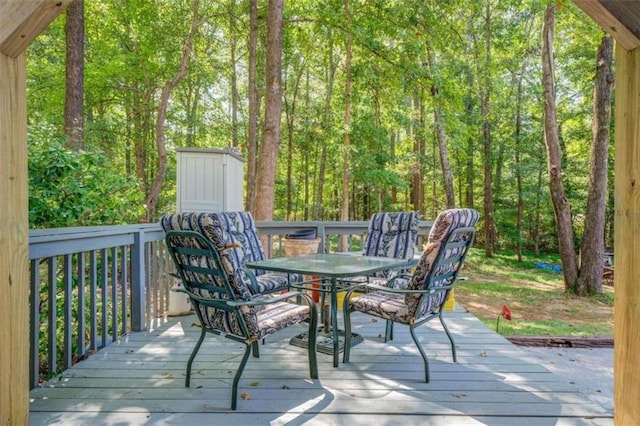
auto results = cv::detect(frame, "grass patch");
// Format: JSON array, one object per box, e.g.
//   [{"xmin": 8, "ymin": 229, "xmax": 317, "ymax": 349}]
[{"xmin": 455, "ymin": 249, "xmax": 614, "ymax": 337}]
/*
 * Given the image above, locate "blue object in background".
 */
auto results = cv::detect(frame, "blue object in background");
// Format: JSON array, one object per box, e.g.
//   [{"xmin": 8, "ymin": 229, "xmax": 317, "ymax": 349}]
[{"xmin": 534, "ymin": 262, "xmax": 562, "ymax": 273}]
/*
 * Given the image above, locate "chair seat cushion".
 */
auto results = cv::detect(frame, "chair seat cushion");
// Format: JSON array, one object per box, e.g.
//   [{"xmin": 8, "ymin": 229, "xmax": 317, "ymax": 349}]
[
  {"xmin": 348, "ymin": 291, "xmax": 413, "ymax": 324},
  {"xmin": 256, "ymin": 300, "xmax": 311, "ymax": 338},
  {"xmin": 206, "ymin": 298, "xmax": 311, "ymax": 341}
]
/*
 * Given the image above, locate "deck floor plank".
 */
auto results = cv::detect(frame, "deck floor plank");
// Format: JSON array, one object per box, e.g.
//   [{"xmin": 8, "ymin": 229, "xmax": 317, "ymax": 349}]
[{"xmin": 29, "ymin": 309, "xmax": 613, "ymax": 425}]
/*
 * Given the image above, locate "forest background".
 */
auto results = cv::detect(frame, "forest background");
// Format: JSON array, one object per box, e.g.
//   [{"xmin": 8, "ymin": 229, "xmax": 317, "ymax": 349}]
[{"xmin": 26, "ymin": 0, "xmax": 613, "ymax": 294}]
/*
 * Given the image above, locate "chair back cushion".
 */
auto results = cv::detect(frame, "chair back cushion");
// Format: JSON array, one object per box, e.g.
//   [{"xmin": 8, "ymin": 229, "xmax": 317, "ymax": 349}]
[
  {"xmin": 161, "ymin": 212, "xmax": 253, "ymax": 301},
  {"xmin": 364, "ymin": 212, "xmax": 419, "ymax": 259},
  {"xmin": 215, "ymin": 211, "xmax": 268, "ymax": 275},
  {"xmin": 405, "ymin": 208, "xmax": 479, "ymax": 317},
  {"xmin": 363, "ymin": 212, "xmax": 419, "ymax": 278},
  {"xmin": 164, "ymin": 230, "xmax": 261, "ymax": 339}
]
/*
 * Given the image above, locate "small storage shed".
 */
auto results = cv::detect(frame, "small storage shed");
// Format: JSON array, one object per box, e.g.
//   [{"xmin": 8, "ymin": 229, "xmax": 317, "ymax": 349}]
[{"xmin": 176, "ymin": 148, "xmax": 244, "ymax": 213}]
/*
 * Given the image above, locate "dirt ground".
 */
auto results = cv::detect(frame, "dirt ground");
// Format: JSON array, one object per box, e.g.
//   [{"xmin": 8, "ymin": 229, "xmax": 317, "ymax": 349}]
[{"xmin": 455, "ymin": 271, "xmax": 614, "ymax": 334}]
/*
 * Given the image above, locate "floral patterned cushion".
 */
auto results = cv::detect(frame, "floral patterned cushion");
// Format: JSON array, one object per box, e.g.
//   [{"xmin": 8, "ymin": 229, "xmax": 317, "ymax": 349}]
[
  {"xmin": 405, "ymin": 208, "xmax": 479, "ymax": 317},
  {"xmin": 348, "ymin": 208, "xmax": 479, "ymax": 324},
  {"xmin": 161, "ymin": 212, "xmax": 297, "ymax": 295},
  {"xmin": 363, "ymin": 211, "xmax": 419, "ymax": 278},
  {"xmin": 164, "ymin": 222, "xmax": 311, "ymax": 341}
]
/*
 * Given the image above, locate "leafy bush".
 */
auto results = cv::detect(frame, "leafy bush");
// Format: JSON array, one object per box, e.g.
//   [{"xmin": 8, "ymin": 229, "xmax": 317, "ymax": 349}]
[{"xmin": 29, "ymin": 138, "xmax": 144, "ymax": 228}]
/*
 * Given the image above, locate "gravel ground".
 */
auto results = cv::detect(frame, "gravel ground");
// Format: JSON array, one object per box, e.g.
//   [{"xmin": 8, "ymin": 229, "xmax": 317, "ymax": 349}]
[{"xmin": 518, "ymin": 346, "xmax": 614, "ymax": 414}]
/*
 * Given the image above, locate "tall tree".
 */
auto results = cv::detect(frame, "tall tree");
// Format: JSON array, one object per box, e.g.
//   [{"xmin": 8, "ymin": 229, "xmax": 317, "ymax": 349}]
[
  {"xmin": 228, "ymin": 0, "xmax": 240, "ymax": 148},
  {"xmin": 246, "ymin": 0, "xmax": 259, "ymax": 212},
  {"xmin": 64, "ymin": 0, "xmax": 84, "ymax": 151},
  {"xmin": 427, "ymin": 48, "xmax": 455, "ymax": 209},
  {"xmin": 575, "ymin": 35, "xmax": 614, "ymax": 296},
  {"xmin": 474, "ymin": 0, "xmax": 497, "ymax": 257},
  {"xmin": 339, "ymin": 0, "xmax": 353, "ymax": 250},
  {"xmin": 255, "ymin": 0, "xmax": 284, "ymax": 221},
  {"xmin": 145, "ymin": 0, "xmax": 199, "ymax": 220},
  {"xmin": 541, "ymin": 5, "xmax": 577, "ymax": 291}
]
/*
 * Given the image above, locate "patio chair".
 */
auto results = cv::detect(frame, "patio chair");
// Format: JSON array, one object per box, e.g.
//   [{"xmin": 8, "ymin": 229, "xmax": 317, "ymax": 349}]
[
  {"xmin": 335, "ymin": 211, "xmax": 419, "ymax": 333},
  {"xmin": 165, "ymin": 230, "xmax": 318, "ymax": 410},
  {"xmin": 161, "ymin": 211, "xmax": 300, "ymax": 295},
  {"xmin": 342, "ymin": 208, "xmax": 479, "ymax": 383}
]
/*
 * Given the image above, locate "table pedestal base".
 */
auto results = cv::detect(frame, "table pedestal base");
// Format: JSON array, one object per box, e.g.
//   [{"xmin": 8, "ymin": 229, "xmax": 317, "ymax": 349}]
[{"xmin": 290, "ymin": 328, "xmax": 364, "ymax": 355}]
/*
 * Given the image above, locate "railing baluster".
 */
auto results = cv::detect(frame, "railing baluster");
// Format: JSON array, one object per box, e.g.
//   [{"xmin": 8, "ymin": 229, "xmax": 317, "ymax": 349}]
[
  {"xmin": 47, "ymin": 257, "xmax": 57, "ymax": 377},
  {"xmin": 63, "ymin": 254, "xmax": 73, "ymax": 369},
  {"xmin": 121, "ymin": 245, "xmax": 128, "ymax": 336},
  {"xmin": 89, "ymin": 250, "xmax": 98, "ymax": 351},
  {"xmin": 30, "ymin": 259, "xmax": 40, "ymax": 389},
  {"xmin": 130, "ymin": 231, "xmax": 146, "ymax": 332},
  {"xmin": 111, "ymin": 247, "xmax": 118, "ymax": 342},
  {"xmin": 77, "ymin": 252, "xmax": 86, "ymax": 359},
  {"xmin": 100, "ymin": 248, "xmax": 108, "ymax": 349}
]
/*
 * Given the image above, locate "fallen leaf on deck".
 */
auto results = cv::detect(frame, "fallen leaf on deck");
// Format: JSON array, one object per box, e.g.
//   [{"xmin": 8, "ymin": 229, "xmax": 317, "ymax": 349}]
[{"xmin": 241, "ymin": 392, "xmax": 252, "ymax": 400}]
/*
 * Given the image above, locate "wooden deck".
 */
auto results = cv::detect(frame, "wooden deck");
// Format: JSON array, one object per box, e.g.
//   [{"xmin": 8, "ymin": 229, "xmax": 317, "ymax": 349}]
[{"xmin": 29, "ymin": 308, "xmax": 613, "ymax": 425}]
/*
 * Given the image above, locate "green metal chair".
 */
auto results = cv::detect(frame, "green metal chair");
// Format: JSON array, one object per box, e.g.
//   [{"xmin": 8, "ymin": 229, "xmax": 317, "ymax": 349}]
[
  {"xmin": 343, "ymin": 208, "xmax": 478, "ymax": 383},
  {"xmin": 165, "ymin": 230, "xmax": 318, "ymax": 410}
]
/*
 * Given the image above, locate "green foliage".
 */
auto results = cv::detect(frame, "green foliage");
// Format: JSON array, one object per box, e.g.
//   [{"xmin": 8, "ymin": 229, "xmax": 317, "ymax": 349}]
[
  {"xmin": 28, "ymin": 135, "xmax": 144, "ymax": 228},
  {"xmin": 24, "ymin": 1, "xmax": 612, "ymax": 253}
]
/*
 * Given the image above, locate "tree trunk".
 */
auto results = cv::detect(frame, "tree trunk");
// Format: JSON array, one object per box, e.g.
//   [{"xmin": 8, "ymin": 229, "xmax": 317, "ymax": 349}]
[
  {"xmin": 339, "ymin": 0, "xmax": 352, "ymax": 251},
  {"xmin": 64, "ymin": 0, "xmax": 84, "ymax": 151},
  {"xmin": 145, "ymin": 1, "xmax": 199, "ymax": 220},
  {"xmin": 541, "ymin": 5, "xmax": 578, "ymax": 290},
  {"xmin": 229, "ymin": 0, "xmax": 239, "ymax": 148},
  {"xmin": 255, "ymin": 0, "xmax": 283, "ymax": 222},
  {"xmin": 480, "ymin": 1, "xmax": 496, "ymax": 257},
  {"xmin": 312, "ymin": 28, "xmax": 337, "ymax": 220},
  {"xmin": 246, "ymin": 0, "xmax": 259, "ymax": 212},
  {"xmin": 284, "ymin": 60, "xmax": 304, "ymax": 220},
  {"xmin": 576, "ymin": 36, "xmax": 614, "ymax": 296},
  {"xmin": 411, "ymin": 90, "xmax": 425, "ymax": 215},
  {"xmin": 427, "ymin": 48, "xmax": 455, "ymax": 209}
]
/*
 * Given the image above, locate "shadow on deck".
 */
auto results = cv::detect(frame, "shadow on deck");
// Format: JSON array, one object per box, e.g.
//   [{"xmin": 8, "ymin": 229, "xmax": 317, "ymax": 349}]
[{"xmin": 29, "ymin": 309, "xmax": 613, "ymax": 425}]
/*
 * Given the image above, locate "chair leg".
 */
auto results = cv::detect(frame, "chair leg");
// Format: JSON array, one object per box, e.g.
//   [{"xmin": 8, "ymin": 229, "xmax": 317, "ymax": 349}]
[
  {"xmin": 231, "ymin": 344, "xmax": 253, "ymax": 410},
  {"xmin": 186, "ymin": 328, "xmax": 207, "ymax": 388},
  {"xmin": 342, "ymin": 307, "xmax": 352, "ymax": 363},
  {"xmin": 252, "ymin": 341, "xmax": 260, "ymax": 358},
  {"xmin": 384, "ymin": 320, "xmax": 394, "ymax": 342},
  {"xmin": 439, "ymin": 313, "xmax": 457, "ymax": 362},
  {"xmin": 409, "ymin": 324, "xmax": 430, "ymax": 383},
  {"xmin": 307, "ymin": 303, "xmax": 319, "ymax": 379}
]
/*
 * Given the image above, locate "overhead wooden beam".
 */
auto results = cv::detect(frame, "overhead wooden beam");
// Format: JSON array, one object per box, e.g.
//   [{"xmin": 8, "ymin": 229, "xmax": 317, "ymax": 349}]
[
  {"xmin": 0, "ymin": 0, "xmax": 72, "ymax": 58},
  {"xmin": 574, "ymin": 0, "xmax": 640, "ymax": 51},
  {"xmin": 0, "ymin": 2, "xmax": 69, "ymax": 424}
]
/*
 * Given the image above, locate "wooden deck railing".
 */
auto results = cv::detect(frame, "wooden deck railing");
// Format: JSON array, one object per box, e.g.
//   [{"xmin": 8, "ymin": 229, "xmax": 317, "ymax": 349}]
[{"xmin": 27, "ymin": 219, "xmax": 433, "ymax": 389}]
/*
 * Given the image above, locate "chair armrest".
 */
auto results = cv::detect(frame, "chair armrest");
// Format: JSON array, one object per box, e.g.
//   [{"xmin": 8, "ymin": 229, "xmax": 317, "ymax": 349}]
[
  {"xmin": 238, "ymin": 267, "xmax": 260, "ymax": 293},
  {"xmin": 365, "ymin": 282, "xmax": 455, "ymax": 295},
  {"xmin": 385, "ymin": 274, "xmax": 413, "ymax": 287},
  {"xmin": 226, "ymin": 290, "xmax": 316, "ymax": 308}
]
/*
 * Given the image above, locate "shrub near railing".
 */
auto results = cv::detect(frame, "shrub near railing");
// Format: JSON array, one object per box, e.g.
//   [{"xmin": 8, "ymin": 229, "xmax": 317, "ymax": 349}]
[
  {"xmin": 27, "ymin": 219, "xmax": 432, "ymax": 388},
  {"xmin": 28, "ymin": 224, "xmax": 170, "ymax": 388}
]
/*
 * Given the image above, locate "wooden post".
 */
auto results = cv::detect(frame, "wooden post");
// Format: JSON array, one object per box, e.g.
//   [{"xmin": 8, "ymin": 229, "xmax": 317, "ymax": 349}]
[
  {"xmin": 0, "ymin": 2, "xmax": 71, "ymax": 423},
  {"xmin": 614, "ymin": 44, "xmax": 640, "ymax": 425},
  {"xmin": 0, "ymin": 49, "xmax": 30, "ymax": 426}
]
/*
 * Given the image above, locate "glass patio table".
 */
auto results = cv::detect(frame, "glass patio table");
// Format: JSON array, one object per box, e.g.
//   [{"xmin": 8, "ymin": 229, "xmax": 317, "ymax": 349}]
[{"xmin": 246, "ymin": 252, "xmax": 414, "ymax": 367}]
